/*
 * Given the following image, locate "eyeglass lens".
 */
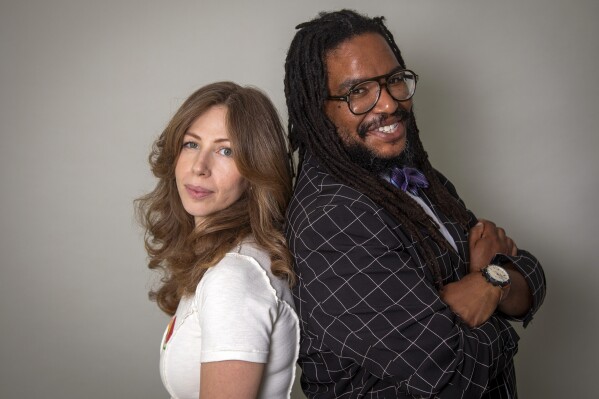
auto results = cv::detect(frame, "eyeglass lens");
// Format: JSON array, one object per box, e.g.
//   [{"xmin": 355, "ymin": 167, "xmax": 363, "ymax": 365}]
[{"xmin": 350, "ymin": 71, "xmax": 416, "ymax": 114}]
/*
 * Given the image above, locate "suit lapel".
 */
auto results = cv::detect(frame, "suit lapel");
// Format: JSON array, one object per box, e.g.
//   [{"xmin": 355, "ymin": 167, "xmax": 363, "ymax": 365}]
[{"xmin": 419, "ymin": 191, "xmax": 469, "ymax": 281}]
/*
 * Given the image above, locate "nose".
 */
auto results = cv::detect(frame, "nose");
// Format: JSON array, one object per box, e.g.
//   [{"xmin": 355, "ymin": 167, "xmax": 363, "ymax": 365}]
[
  {"xmin": 191, "ymin": 152, "xmax": 211, "ymax": 176},
  {"xmin": 371, "ymin": 84, "xmax": 399, "ymax": 115}
]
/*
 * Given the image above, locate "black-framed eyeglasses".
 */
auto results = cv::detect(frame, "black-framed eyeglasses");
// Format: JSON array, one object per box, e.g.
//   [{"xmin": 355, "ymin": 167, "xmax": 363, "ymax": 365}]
[{"xmin": 327, "ymin": 69, "xmax": 418, "ymax": 115}]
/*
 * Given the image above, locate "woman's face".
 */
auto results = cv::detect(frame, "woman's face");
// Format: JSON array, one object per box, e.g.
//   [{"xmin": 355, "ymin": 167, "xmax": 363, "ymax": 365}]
[{"xmin": 175, "ymin": 105, "xmax": 248, "ymax": 226}]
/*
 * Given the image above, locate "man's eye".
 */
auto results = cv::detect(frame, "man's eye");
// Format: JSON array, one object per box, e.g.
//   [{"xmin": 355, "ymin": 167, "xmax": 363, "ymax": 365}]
[
  {"xmin": 350, "ymin": 85, "xmax": 370, "ymax": 98},
  {"xmin": 388, "ymin": 76, "xmax": 404, "ymax": 85},
  {"xmin": 218, "ymin": 147, "xmax": 233, "ymax": 157}
]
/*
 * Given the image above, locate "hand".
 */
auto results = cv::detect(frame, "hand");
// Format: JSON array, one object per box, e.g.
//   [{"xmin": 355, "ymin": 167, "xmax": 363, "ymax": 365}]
[
  {"xmin": 468, "ymin": 219, "xmax": 518, "ymax": 273},
  {"xmin": 440, "ymin": 272, "xmax": 506, "ymax": 328}
]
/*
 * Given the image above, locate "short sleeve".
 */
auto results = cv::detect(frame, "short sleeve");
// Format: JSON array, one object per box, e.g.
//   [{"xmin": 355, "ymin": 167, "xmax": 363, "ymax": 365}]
[{"xmin": 196, "ymin": 253, "xmax": 278, "ymax": 364}]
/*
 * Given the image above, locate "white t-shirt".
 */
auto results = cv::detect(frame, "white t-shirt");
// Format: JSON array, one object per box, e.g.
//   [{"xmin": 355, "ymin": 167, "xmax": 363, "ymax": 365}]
[{"xmin": 159, "ymin": 241, "xmax": 299, "ymax": 399}]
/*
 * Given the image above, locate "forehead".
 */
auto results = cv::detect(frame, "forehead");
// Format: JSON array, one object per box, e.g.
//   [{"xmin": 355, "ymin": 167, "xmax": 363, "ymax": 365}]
[
  {"xmin": 325, "ymin": 32, "xmax": 401, "ymax": 92},
  {"xmin": 187, "ymin": 105, "xmax": 229, "ymax": 137}
]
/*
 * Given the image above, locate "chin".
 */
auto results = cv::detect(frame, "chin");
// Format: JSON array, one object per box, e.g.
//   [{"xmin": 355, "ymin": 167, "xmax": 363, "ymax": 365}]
[{"xmin": 372, "ymin": 142, "xmax": 406, "ymax": 160}]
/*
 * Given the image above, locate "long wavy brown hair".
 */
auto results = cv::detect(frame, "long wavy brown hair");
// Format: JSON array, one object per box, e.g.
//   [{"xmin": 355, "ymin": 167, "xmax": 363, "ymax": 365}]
[{"xmin": 136, "ymin": 81, "xmax": 295, "ymax": 315}]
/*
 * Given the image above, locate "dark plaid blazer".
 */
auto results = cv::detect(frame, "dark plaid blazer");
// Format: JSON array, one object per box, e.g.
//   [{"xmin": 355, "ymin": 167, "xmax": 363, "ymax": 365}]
[{"xmin": 285, "ymin": 153, "xmax": 546, "ymax": 399}]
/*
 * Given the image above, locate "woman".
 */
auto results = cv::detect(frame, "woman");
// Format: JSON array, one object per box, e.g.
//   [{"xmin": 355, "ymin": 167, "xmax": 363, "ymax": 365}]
[{"xmin": 136, "ymin": 82, "xmax": 298, "ymax": 399}]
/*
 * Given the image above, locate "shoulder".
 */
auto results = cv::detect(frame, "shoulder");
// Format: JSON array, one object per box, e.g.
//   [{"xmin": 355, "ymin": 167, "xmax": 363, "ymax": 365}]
[
  {"xmin": 198, "ymin": 240, "xmax": 293, "ymax": 307},
  {"xmin": 432, "ymin": 168, "xmax": 460, "ymax": 200},
  {"xmin": 200, "ymin": 245, "xmax": 272, "ymax": 298},
  {"xmin": 288, "ymin": 155, "xmax": 382, "ymax": 225}
]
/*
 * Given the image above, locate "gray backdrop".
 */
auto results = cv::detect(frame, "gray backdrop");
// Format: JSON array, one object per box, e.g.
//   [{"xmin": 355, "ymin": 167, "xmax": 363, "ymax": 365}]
[{"xmin": 1, "ymin": 0, "xmax": 597, "ymax": 398}]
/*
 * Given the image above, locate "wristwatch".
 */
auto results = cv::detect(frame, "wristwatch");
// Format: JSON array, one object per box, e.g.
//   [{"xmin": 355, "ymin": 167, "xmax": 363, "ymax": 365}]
[{"xmin": 481, "ymin": 264, "xmax": 511, "ymax": 287}]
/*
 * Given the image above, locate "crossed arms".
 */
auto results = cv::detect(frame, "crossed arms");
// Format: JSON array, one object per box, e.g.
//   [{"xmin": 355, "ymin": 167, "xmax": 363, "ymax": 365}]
[{"xmin": 289, "ymin": 188, "xmax": 546, "ymax": 397}]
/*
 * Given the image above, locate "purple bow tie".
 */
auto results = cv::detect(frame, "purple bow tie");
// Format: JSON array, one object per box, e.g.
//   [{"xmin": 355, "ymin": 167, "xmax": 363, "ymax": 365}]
[{"xmin": 390, "ymin": 167, "xmax": 429, "ymax": 195}]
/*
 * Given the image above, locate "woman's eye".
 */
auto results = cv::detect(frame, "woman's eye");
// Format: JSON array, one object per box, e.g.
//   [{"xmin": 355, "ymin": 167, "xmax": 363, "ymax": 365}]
[
  {"xmin": 218, "ymin": 147, "xmax": 233, "ymax": 157},
  {"xmin": 182, "ymin": 141, "xmax": 198, "ymax": 149}
]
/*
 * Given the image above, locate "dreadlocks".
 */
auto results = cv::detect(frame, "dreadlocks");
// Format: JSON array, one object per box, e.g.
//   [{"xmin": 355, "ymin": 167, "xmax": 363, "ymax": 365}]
[{"xmin": 284, "ymin": 9, "xmax": 471, "ymax": 287}]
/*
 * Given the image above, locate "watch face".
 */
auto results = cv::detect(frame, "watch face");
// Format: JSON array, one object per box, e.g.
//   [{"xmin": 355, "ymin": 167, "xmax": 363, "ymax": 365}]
[{"xmin": 485, "ymin": 265, "xmax": 510, "ymax": 285}]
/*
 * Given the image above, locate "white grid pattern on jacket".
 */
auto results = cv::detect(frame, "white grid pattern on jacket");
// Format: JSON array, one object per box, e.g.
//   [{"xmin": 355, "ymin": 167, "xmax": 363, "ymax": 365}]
[{"xmin": 285, "ymin": 154, "xmax": 546, "ymax": 399}]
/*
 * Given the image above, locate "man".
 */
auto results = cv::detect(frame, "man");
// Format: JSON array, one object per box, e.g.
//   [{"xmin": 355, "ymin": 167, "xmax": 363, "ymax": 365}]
[{"xmin": 284, "ymin": 9, "xmax": 546, "ymax": 398}]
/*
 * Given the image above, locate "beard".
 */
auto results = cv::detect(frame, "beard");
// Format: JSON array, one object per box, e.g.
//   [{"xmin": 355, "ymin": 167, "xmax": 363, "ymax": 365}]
[{"xmin": 344, "ymin": 109, "xmax": 417, "ymax": 175}]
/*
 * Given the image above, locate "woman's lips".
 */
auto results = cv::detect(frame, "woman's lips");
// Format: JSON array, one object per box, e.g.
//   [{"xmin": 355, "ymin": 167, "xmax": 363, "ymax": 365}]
[{"xmin": 185, "ymin": 184, "xmax": 213, "ymax": 200}]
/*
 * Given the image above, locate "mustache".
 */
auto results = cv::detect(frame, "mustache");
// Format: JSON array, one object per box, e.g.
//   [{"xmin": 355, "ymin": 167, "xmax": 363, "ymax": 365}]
[{"xmin": 358, "ymin": 108, "xmax": 413, "ymax": 138}]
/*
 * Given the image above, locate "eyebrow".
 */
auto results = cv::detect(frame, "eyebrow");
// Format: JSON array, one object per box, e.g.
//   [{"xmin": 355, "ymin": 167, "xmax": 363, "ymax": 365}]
[
  {"xmin": 184, "ymin": 132, "xmax": 230, "ymax": 143},
  {"xmin": 337, "ymin": 66, "xmax": 405, "ymax": 91}
]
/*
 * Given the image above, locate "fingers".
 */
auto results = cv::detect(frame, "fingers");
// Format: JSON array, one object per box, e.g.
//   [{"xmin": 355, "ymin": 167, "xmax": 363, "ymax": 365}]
[
  {"xmin": 506, "ymin": 236, "xmax": 514, "ymax": 254},
  {"xmin": 496, "ymin": 227, "xmax": 506, "ymax": 239},
  {"xmin": 470, "ymin": 218, "xmax": 518, "ymax": 258},
  {"xmin": 468, "ymin": 221, "xmax": 485, "ymax": 247},
  {"xmin": 479, "ymin": 219, "xmax": 496, "ymax": 235}
]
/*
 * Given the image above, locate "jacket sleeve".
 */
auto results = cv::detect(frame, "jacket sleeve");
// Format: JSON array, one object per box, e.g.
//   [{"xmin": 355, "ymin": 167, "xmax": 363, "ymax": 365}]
[
  {"xmin": 437, "ymin": 170, "xmax": 547, "ymax": 328},
  {"xmin": 491, "ymin": 251, "xmax": 546, "ymax": 327},
  {"xmin": 290, "ymin": 202, "xmax": 519, "ymax": 398}
]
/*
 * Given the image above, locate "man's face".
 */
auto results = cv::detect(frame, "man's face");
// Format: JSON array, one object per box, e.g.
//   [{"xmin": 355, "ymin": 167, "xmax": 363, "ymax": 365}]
[{"xmin": 324, "ymin": 32, "xmax": 413, "ymax": 163}]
